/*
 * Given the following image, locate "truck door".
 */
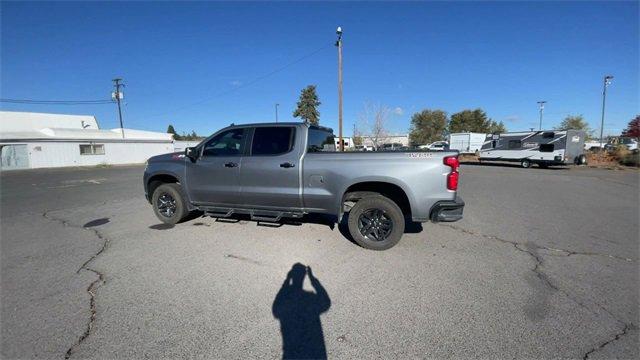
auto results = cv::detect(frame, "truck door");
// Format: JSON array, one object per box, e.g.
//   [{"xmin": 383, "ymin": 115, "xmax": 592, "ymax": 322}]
[
  {"xmin": 239, "ymin": 126, "xmax": 302, "ymax": 210},
  {"xmin": 185, "ymin": 128, "xmax": 247, "ymax": 206}
]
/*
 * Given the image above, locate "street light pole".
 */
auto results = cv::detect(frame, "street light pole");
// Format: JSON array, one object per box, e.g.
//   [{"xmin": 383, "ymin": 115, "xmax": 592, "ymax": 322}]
[
  {"xmin": 336, "ymin": 26, "xmax": 343, "ymax": 152},
  {"xmin": 275, "ymin": 103, "xmax": 279, "ymax": 123},
  {"xmin": 599, "ymin": 75, "xmax": 614, "ymax": 150},
  {"xmin": 537, "ymin": 101, "xmax": 546, "ymax": 130},
  {"xmin": 112, "ymin": 78, "xmax": 125, "ymax": 138}
]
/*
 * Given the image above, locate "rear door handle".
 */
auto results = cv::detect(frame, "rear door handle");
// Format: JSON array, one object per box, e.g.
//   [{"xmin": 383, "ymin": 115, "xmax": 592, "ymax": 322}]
[
  {"xmin": 224, "ymin": 162, "xmax": 238, "ymax": 168},
  {"xmin": 280, "ymin": 162, "xmax": 295, "ymax": 168}
]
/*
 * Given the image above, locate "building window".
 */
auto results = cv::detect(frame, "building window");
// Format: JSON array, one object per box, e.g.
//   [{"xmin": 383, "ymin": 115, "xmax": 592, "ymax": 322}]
[{"xmin": 79, "ymin": 144, "xmax": 105, "ymax": 155}]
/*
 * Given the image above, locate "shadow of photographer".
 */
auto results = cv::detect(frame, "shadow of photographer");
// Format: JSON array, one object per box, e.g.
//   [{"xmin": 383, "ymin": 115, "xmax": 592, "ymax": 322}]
[{"xmin": 272, "ymin": 263, "xmax": 331, "ymax": 359}]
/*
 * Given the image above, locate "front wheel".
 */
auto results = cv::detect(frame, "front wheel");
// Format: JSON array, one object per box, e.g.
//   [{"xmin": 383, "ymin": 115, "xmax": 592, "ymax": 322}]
[
  {"xmin": 347, "ymin": 195, "xmax": 405, "ymax": 250},
  {"xmin": 152, "ymin": 183, "xmax": 187, "ymax": 224},
  {"xmin": 521, "ymin": 159, "xmax": 531, "ymax": 168}
]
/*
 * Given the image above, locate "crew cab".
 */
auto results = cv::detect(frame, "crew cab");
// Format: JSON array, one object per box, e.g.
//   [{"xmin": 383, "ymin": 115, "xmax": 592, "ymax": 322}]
[{"xmin": 144, "ymin": 122, "xmax": 464, "ymax": 250}]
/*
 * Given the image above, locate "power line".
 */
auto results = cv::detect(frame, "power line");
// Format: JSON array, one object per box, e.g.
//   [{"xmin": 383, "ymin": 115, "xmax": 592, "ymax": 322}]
[
  {"xmin": 0, "ymin": 98, "xmax": 113, "ymax": 105},
  {"xmin": 145, "ymin": 44, "xmax": 331, "ymax": 120}
]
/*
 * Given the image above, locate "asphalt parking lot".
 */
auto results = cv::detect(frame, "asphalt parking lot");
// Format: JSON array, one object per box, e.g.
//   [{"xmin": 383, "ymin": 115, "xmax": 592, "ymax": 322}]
[{"xmin": 1, "ymin": 164, "xmax": 638, "ymax": 359}]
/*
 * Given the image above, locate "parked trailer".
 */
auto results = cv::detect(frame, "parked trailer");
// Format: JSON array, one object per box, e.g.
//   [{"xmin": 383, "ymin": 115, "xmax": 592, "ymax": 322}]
[
  {"xmin": 479, "ymin": 130, "xmax": 587, "ymax": 168},
  {"xmin": 448, "ymin": 133, "xmax": 487, "ymax": 154}
]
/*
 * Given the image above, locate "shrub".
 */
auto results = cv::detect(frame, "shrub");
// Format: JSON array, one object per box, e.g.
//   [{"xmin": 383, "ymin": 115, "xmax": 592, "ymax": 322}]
[
  {"xmin": 620, "ymin": 150, "xmax": 640, "ymax": 167},
  {"xmin": 610, "ymin": 145, "xmax": 630, "ymax": 162}
]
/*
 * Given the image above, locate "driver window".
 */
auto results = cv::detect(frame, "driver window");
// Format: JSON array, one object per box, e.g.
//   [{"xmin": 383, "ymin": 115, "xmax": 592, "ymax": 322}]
[{"xmin": 202, "ymin": 128, "xmax": 245, "ymax": 157}]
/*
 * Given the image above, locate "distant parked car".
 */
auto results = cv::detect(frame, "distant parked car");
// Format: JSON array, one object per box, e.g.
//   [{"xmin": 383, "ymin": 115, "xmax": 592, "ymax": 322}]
[
  {"xmin": 584, "ymin": 141, "xmax": 604, "ymax": 151},
  {"xmin": 427, "ymin": 141, "xmax": 449, "ymax": 151},
  {"xmin": 605, "ymin": 137, "xmax": 638, "ymax": 152},
  {"xmin": 380, "ymin": 143, "xmax": 404, "ymax": 151}
]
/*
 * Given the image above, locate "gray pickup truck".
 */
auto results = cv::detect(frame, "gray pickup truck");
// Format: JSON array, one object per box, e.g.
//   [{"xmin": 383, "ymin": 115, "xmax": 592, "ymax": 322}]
[{"xmin": 144, "ymin": 122, "xmax": 464, "ymax": 250}]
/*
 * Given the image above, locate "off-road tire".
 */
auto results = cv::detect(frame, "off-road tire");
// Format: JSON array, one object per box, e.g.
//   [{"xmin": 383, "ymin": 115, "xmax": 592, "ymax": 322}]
[
  {"xmin": 575, "ymin": 154, "xmax": 587, "ymax": 165},
  {"xmin": 152, "ymin": 183, "xmax": 188, "ymax": 224},
  {"xmin": 347, "ymin": 195, "xmax": 405, "ymax": 250}
]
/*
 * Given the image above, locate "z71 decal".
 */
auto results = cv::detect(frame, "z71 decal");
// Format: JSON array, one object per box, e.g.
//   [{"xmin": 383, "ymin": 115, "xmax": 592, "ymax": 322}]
[{"xmin": 408, "ymin": 153, "xmax": 433, "ymax": 158}]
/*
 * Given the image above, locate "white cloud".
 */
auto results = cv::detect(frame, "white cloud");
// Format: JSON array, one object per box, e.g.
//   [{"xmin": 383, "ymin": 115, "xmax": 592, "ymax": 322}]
[
  {"xmin": 504, "ymin": 115, "xmax": 519, "ymax": 122},
  {"xmin": 229, "ymin": 80, "xmax": 242, "ymax": 87},
  {"xmin": 393, "ymin": 107, "xmax": 404, "ymax": 116}
]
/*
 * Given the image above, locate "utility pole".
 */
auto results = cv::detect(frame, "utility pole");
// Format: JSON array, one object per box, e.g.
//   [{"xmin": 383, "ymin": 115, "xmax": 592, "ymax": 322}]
[
  {"xmin": 537, "ymin": 101, "xmax": 546, "ymax": 130},
  {"xmin": 336, "ymin": 26, "xmax": 344, "ymax": 151},
  {"xmin": 599, "ymin": 75, "xmax": 614, "ymax": 150},
  {"xmin": 275, "ymin": 103, "xmax": 279, "ymax": 123},
  {"xmin": 112, "ymin": 78, "xmax": 125, "ymax": 138}
]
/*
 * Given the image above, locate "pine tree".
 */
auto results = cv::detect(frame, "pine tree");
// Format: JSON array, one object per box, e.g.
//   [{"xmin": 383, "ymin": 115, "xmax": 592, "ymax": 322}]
[
  {"xmin": 293, "ymin": 85, "xmax": 321, "ymax": 125},
  {"xmin": 167, "ymin": 124, "xmax": 181, "ymax": 140}
]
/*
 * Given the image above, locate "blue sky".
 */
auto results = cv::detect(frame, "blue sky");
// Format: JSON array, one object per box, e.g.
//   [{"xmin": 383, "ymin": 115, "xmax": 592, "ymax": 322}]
[{"xmin": 1, "ymin": 1, "xmax": 638, "ymax": 137}]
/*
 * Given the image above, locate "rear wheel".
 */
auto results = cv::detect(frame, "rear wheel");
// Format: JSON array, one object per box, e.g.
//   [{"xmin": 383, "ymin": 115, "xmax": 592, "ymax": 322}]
[
  {"xmin": 575, "ymin": 154, "xmax": 587, "ymax": 165},
  {"xmin": 521, "ymin": 159, "xmax": 531, "ymax": 168},
  {"xmin": 347, "ymin": 195, "xmax": 404, "ymax": 250},
  {"xmin": 152, "ymin": 183, "xmax": 187, "ymax": 224}
]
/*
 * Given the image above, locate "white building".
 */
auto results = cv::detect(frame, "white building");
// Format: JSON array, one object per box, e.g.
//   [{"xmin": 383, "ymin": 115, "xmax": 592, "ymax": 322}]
[
  {"xmin": 333, "ymin": 136, "xmax": 354, "ymax": 150},
  {"xmin": 0, "ymin": 111, "xmax": 174, "ymax": 170}
]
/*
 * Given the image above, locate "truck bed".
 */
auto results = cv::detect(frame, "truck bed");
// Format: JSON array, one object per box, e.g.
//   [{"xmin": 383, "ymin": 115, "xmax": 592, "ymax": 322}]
[{"xmin": 301, "ymin": 150, "xmax": 458, "ymax": 221}]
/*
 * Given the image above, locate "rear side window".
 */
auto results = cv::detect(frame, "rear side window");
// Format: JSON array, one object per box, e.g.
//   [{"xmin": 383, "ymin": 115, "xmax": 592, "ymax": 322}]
[
  {"xmin": 307, "ymin": 128, "xmax": 336, "ymax": 152},
  {"xmin": 539, "ymin": 144, "xmax": 555, "ymax": 152},
  {"xmin": 251, "ymin": 127, "xmax": 294, "ymax": 155}
]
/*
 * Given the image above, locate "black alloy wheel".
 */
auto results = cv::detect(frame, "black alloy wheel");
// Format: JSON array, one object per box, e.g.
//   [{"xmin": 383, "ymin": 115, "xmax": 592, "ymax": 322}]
[
  {"xmin": 157, "ymin": 192, "xmax": 177, "ymax": 218},
  {"xmin": 357, "ymin": 209, "xmax": 394, "ymax": 241}
]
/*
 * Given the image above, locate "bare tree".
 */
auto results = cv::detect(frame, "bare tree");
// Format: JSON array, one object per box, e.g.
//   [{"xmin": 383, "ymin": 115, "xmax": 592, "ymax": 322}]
[{"xmin": 358, "ymin": 102, "xmax": 391, "ymax": 151}]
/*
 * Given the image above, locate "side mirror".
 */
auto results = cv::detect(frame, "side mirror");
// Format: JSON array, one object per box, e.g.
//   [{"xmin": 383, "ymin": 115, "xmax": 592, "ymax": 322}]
[{"xmin": 185, "ymin": 147, "xmax": 198, "ymax": 161}]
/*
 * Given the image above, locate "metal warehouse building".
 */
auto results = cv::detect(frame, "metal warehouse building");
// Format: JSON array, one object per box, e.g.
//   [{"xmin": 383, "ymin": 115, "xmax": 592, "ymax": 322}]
[{"xmin": 0, "ymin": 111, "xmax": 174, "ymax": 170}]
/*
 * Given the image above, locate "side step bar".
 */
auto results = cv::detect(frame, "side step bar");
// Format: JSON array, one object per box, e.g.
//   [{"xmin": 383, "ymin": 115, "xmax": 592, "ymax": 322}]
[
  {"xmin": 204, "ymin": 209, "xmax": 234, "ymax": 218},
  {"xmin": 251, "ymin": 213, "xmax": 283, "ymax": 222},
  {"xmin": 196, "ymin": 205, "xmax": 304, "ymax": 223}
]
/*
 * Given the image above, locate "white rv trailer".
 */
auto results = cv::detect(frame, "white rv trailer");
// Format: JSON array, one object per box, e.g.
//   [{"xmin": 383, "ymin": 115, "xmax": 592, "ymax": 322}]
[
  {"xmin": 479, "ymin": 130, "xmax": 587, "ymax": 168},
  {"xmin": 448, "ymin": 132, "xmax": 487, "ymax": 154}
]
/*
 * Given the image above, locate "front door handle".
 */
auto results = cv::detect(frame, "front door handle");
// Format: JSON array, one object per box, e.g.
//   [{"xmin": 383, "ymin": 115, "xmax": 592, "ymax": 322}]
[
  {"xmin": 280, "ymin": 162, "xmax": 295, "ymax": 168},
  {"xmin": 224, "ymin": 162, "xmax": 238, "ymax": 168}
]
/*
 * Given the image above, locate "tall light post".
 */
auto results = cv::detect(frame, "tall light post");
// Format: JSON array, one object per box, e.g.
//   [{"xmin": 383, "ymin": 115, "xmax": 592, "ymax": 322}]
[
  {"xmin": 599, "ymin": 75, "xmax": 614, "ymax": 149},
  {"xmin": 275, "ymin": 103, "xmax": 279, "ymax": 123},
  {"xmin": 537, "ymin": 100, "xmax": 546, "ymax": 130},
  {"xmin": 336, "ymin": 26, "xmax": 343, "ymax": 151},
  {"xmin": 112, "ymin": 78, "xmax": 125, "ymax": 138}
]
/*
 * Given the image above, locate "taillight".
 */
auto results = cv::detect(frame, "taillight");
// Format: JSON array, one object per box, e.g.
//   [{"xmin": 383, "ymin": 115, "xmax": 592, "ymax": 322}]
[
  {"xmin": 444, "ymin": 156, "xmax": 459, "ymax": 172},
  {"xmin": 447, "ymin": 171, "xmax": 459, "ymax": 190},
  {"xmin": 444, "ymin": 155, "xmax": 459, "ymax": 191}
]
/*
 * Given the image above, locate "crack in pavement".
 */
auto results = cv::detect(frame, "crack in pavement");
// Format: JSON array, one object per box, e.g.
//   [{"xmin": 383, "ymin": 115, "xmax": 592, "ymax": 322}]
[
  {"xmin": 438, "ymin": 223, "xmax": 570, "ymax": 297},
  {"xmin": 438, "ymin": 223, "xmax": 634, "ymax": 262},
  {"xmin": 583, "ymin": 323, "xmax": 634, "ymax": 359},
  {"xmin": 42, "ymin": 211, "xmax": 110, "ymax": 359},
  {"xmin": 438, "ymin": 223, "xmax": 636, "ymax": 358}
]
